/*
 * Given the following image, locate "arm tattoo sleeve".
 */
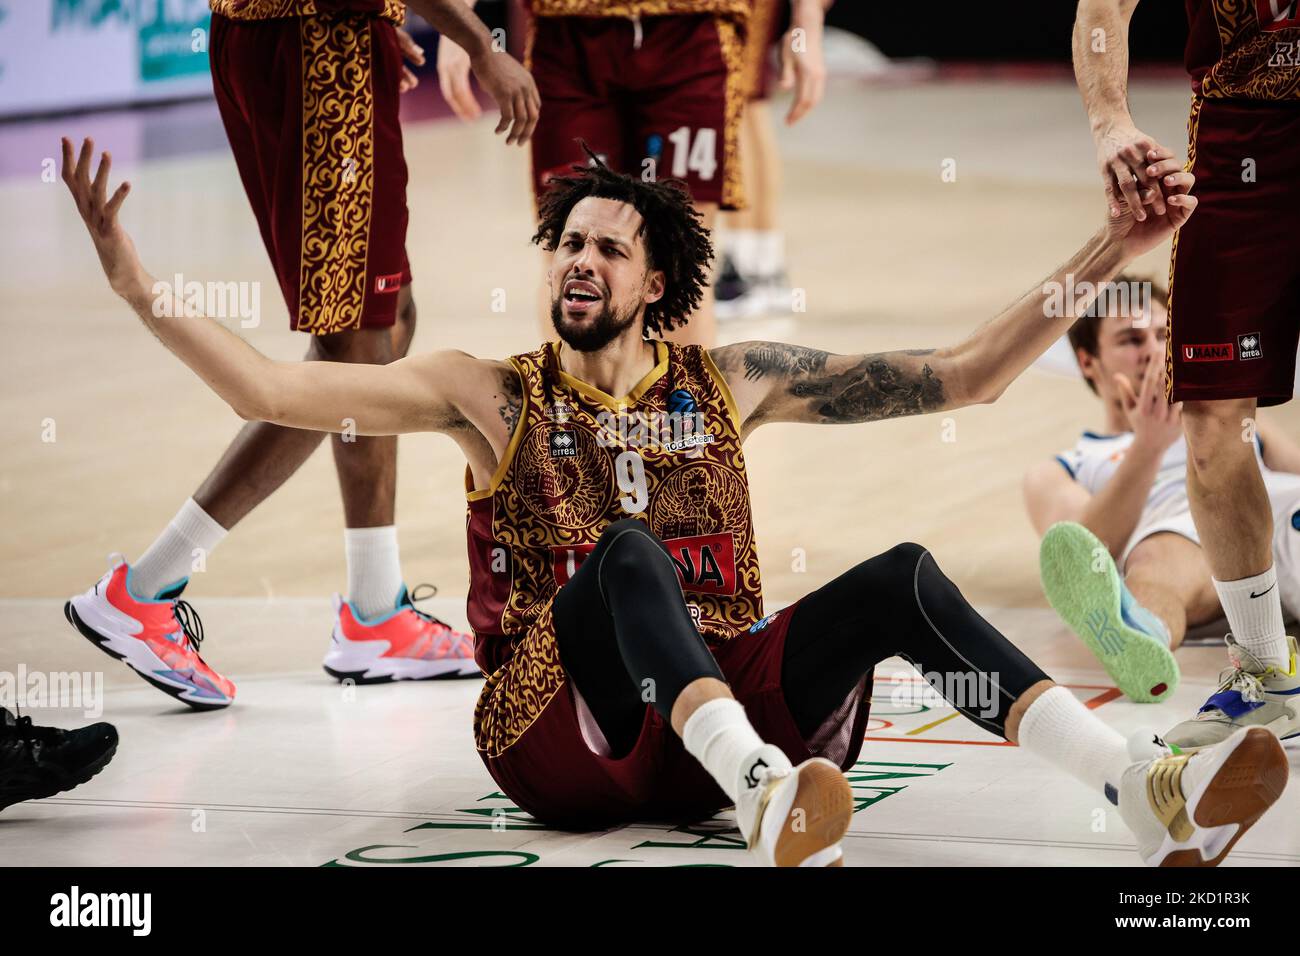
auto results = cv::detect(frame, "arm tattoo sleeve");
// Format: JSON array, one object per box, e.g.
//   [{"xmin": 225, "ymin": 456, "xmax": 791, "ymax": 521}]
[{"xmin": 745, "ymin": 343, "xmax": 946, "ymax": 423}]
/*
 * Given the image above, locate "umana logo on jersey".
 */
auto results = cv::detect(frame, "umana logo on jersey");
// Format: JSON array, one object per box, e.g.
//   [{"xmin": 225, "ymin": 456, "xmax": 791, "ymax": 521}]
[
  {"xmin": 1258, "ymin": 0, "xmax": 1300, "ymax": 29},
  {"xmin": 553, "ymin": 531, "xmax": 739, "ymax": 595}
]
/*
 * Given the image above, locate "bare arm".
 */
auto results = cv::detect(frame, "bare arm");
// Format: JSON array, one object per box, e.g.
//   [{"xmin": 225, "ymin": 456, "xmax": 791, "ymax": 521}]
[
  {"xmin": 406, "ymin": 0, "xmax": 539, "ymax": 144},
  {"xmin": 711, "ymin": 178, "xmax": 1197, "ymax": 433},
  {"xmin": 1258, "ymin": 418, "xmax": 1300, "ymax": 474},
  {"xmin": 1073, "ymin": 0, "xmax": 1174, "ymax": 220},
  {"xmin": 60, "ymin": 137, "xmax": 495, "ymax": 437},
  {"xmin": 1023, "ymin": 460, "xmax": 1093, "ymax": 535}
]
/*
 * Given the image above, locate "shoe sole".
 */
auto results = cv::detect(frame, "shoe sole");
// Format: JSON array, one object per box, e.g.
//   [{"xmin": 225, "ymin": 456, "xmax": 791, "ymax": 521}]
[
  {"xmin": 1040, "ymin": 522, "xmax": 1178, "ymax": 703},
  {"xmin": 322, "ymin": 663, "xmax": 481, "ymax": 684},
  {"xmin": 1159, "ymin": 727, "xmax": 1288, "ymax": 867},
  {"xmin": 772, "ymin": 758, "xmax": 854, "ymax": 868},
  {"xmin": 0, "ymin": 737, "xmax": 119, "ymax": 812},
  {"xmin": 64, "ymin": 601, "xmax": 232, "ymax": 711}
]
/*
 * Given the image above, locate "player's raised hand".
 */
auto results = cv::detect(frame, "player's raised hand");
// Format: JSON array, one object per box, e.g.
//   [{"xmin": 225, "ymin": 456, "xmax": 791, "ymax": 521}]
[
  {"xmin": 468, "ymin": 44, "xmax": 540, "ymax": 145},
  {"xmin": 436, "ymin": 34, "xmax": 481, "ymax": 121},
  {"xmin": 396, "ymin": 27, "xmax": 425, "ymax": 94},
  {"xmin": 1107, "ymin": 149, "xmax": 1197, "ymax": 259},
  {"xmin": 1094, "ymin": 120, "xmax": 1173, "ymax": 221},
  {"xmin": 780, "ymin": 0, "xmax": 827, "ymax": 125},
  {"xmin": 60, "ymin": 137, "xmax": 144, "ymax": 298},
  {"xmin": 1114, "ymin": 357, "xmax": 1182, "ymax": 447}
]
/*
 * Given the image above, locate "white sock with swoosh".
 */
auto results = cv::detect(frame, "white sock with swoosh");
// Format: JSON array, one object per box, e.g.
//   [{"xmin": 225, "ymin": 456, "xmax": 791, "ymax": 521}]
[{"xmin": 1214, "ymin": 566, "xmax": 1287, "ymax": 669}]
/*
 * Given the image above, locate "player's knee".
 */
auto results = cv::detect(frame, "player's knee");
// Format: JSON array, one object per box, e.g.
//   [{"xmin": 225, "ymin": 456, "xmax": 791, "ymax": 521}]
[
  {"xmin": 307, "ymin": 326, "xmax": 393, "ymax": 364},
  {"xmin": 863, "ymin": 541, "xmax": 929, "ymax": 583},
  {"xmin": 598, "ymin": 520, "xmax": 667, "ymax": 581},
  {"xmin": 392, "ymin": 287, "xmax": 417, "ymax": 358}
]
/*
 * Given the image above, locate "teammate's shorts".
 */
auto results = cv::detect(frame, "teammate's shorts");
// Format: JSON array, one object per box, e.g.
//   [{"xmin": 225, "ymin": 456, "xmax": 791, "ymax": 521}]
[
  {"xmin": 473, "ymin": 599, "xmax": 870, "ymax": 829},
  {"xmin": 742, "ymin": 0, "xmax": 783, "ymax": 101},
  {"xmin": 210, "ymin": 11, "xmax": 411, "ymax": 335},
  {"xmin": 1122, "ymin": 483, "xmax": 1300, "ymax": 622},
  {"xmin": 1167, "ymin": 97, "xmax": 1300, "ymax": 406},
  {"xmin": 527, "ymin": 14, "xmax": 746, "ymax": 210}
]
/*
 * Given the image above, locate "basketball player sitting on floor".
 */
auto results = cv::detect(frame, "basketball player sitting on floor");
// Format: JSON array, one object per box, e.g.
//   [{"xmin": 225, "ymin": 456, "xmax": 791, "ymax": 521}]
[
  {"xmin": 1022, "ymin": 277, "xmax": 1300, "ymax": 726},
  {"xmin": 59, "ymin": 136, "xmax": 1287, "ymax": 866}
]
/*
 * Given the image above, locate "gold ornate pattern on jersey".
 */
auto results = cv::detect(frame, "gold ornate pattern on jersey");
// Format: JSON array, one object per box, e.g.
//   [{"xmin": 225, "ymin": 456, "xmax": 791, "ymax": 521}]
[
  {"xmin": 1201, "ymin": 0, "xmax": 1300, "ymax": 99},
  {"xmin": 474, "ymin": 602, "xmax": 567, "ymax": 759},
  {"xmin": 1166, "ymin": 95, "xmax": 1203, "ymax": 402},
  {"xmin": 741, "ymin": 0, "xmax": 778, "ymax": 98},
  {"xmin": 210, "ymin": 0, "xmax": 405, "ymax": 23},
  {"xmin": 297, "ymin": 13, "xmax": 374, "ymax": 335},
  {"xmin": 472, "ymin": 341, "xmax": 764, "ymax": 756},
  {"xmin": 529, "ymin": 0, "xmax": 749, "ymax": 18},
  {"xmin": 515, "ymin": 425, "xmax": 616, "ymax": 527},
  {"xmin": 715, "ymin": 15, "xmax": 747, "ymax": 210}
]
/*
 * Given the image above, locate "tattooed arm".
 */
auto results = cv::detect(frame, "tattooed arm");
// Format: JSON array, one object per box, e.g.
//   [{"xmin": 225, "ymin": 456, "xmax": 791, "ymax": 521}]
[
  {"xmin": 710, "ymin": 342, "xmax": 954, "ymax": 432},
  {"xmin": 712, "ymin": 199, "xmax": 1201, "ymax": 433}
]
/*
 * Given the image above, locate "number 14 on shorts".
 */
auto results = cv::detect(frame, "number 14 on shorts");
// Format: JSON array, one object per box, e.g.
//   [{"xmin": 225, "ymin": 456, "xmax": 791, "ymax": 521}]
[{"xmin": 667, "ymin": 127, "xmax": 718, "ymax": 181}]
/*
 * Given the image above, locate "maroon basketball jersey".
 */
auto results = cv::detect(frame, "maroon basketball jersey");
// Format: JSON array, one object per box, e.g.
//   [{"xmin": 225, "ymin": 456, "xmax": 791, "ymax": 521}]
[
  {"xmin": 1185, "ymin": 0, "xmax": 1300, "ymax": 98},
  {"xmin": 464, "ymin": 341, "xmax": 764, "ymax": 675}
]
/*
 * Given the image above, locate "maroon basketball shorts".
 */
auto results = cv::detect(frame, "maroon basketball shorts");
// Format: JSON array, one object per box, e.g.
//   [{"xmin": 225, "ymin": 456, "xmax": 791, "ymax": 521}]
[
  {"xmin": 527, "ymin": 13, "xmax": 746, "ymax": 210},
  {"xmin": 1167, "ymin": 97, "xmax": 1300, "ymax": 406},
  {"xmin": 210, "ymin": 11, "xmax": 412, "ymax": 335},
  {"xmin": 742, "ymin": 0, "xmax": 783, "ymax": 101},
  {"xmin": 473, "ymin": 600, "xmax": 870, "ymax": 829}
]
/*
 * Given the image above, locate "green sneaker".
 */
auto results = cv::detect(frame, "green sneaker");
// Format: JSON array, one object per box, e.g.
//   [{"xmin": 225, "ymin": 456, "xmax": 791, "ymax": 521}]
[{"xmin": 1039, "ymin": 521, "xmax": 1179, "ymax": 703}]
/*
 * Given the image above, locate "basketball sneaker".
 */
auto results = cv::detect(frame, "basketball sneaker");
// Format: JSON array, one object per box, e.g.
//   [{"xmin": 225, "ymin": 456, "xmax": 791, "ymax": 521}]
[
  {"xmin": 322, "ymin": 584, "xmax": 480, "ymax": 683},
  {"xmin": 1116, "ymin": 726, "xmax": 1287, "ymax": 866},
  {"xmin": 736, "ymin": 752, "xmax": 854, "ymax": 867},
  {"xmin": 65, "ymin": 557, "xmax": 235, "ymax": 709},
  {"xmin": 1162, "ymin": 635, "xmax": 1299, "ymax": 751},
  {"xmin": 0, "ymin": 707, "xmax": 119, "ymax": 811},
  {"xmin": 714, "ymin": 253, "xmax": 767, "ymax": 321},
  {"xmin": 1040, "ymin": 521, "xmax": 1178, "ymax": 702}
]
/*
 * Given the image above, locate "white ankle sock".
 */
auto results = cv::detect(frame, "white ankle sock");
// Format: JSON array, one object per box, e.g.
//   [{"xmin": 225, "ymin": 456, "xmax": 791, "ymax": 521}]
[
  {"xmin": 755, "ymin": 230, "xmax": 786, "ymax": 278},
  {"xmin": 130, "ymin": 498, "xmax": 227, "ymax": 600},
  {"xmin": 681, "ymin": 697, "xmax": 790, "ymax": 803},
  {"xmin": 344, "ymin": 526, "xmax": 404, "ymax": 620},
  {"xmin": 1016, "ymin": 686, "xmax": 1131, "ymax": 799},
  {"xmin": 726, "ymin": 229, "xmax": 761, "ymax": 279},
  {"xmin": 1213, "ymin": 566, "xmax": 1288, "ymax": 668}
]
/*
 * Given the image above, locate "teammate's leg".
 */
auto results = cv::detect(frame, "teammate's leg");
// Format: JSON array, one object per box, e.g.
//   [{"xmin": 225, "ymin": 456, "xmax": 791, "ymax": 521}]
[{"xmin": 778, "ymin": 542, "xmax": 1287, "ymax": 865}]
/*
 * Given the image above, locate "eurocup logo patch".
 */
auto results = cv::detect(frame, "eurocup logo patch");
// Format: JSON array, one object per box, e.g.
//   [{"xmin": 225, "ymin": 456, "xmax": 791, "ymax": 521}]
[
  {"xmin": 667, "ymin": 388, "xmax": 697, "ymax": 417},
  {"xmin": 549, "ymin": 429, "xmax": 577, "ymax": 458},
  {"xmin": 1237, "ymin": 332, "xmax": 1263, "ymax": 361}
]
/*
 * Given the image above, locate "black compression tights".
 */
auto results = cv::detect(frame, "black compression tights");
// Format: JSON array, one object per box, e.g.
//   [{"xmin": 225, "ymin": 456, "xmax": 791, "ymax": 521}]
[{"xmin": 552, "ymin": 522, "xmax": 1049, "ymax": 758}]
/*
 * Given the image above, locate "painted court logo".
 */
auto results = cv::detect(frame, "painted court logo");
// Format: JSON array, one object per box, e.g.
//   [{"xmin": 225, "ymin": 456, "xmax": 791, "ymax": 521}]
[
  {"xmin": 1182, "ymin": 343, "xmax": 1234, "ymax": 362},
  {"xmin": 50, "ymin": 886, "xmax": 151, "ymax": 936},
  {"xmin": 1237, "ymin": 332, "xmax": 1263, "ymax": 361}
]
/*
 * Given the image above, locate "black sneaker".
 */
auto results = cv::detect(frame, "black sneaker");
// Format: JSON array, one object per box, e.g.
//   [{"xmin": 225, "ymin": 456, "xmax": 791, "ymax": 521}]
[
  {"xmin": 0, "ymin": 707, "xmax": 119, "ymax": 811},
  {"xmin": 714, "ymin": 253, "xmax": 765, "ymax": 320}
]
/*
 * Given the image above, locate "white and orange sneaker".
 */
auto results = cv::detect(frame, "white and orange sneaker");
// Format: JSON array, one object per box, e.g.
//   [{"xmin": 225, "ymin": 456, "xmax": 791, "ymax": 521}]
[
  {"xmin": 64, "ymin": 558, "xmax": 236, "ymax": 710},
  {"xmin": 322, "ymin": 585, "xmax": 480, "ymax": 684}
]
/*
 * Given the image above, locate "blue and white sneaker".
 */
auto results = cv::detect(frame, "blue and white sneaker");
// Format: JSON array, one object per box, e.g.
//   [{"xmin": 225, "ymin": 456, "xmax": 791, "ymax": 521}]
[
  {"xmin": 1040, "ymin": 522, "xmax": 1178, "ymax": 702},
  {"xmin": 1163, "ymin": 635, "xmax": 1300, "ymax": 751}
]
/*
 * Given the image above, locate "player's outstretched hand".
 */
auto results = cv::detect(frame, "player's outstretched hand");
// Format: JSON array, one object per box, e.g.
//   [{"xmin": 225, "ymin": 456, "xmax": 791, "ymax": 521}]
[
  {"xmin": 396, "ymin": 27, "xmax": 425, "ymax": 94},
  {"xmin": 436, "ymin": 34, "xmax": 480, "ymax": 121},
  {"xmin": 468, "ymin": 44, "xmax": 540, "ymax": 145},
  {"xmin": 1094, "ymin": 120, "xmax": 1173, "ymax": 221},
  {"xmin": 780, "ymin": 0, "xmax": 827, "ymax": 125},
  {"xmin": 1114, "ymin": 355, "xmax": 1183, "ymax": 451},
  {"xmin": 60, "ymin": 137, "xmax": 144, "ymax": 299},
  {"xmin": 1107, "ymin": 147, "xmax": 1197, "ymax": 259}
]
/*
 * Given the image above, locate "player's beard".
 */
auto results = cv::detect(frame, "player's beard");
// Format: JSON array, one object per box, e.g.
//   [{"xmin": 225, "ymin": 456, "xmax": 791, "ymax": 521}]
[{"xmin": 550, "ymin": 290, "xmax": 641, "ymax": 352}]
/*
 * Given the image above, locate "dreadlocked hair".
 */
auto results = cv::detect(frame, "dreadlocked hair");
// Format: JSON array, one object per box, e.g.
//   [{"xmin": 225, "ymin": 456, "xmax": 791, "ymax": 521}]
[{"xmin": 531, "ymin": 144, "xmax": 713, "ymax": 336}]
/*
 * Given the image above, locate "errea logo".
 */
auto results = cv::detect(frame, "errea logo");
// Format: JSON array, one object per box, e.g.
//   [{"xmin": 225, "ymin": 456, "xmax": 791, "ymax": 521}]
[
  {"xmin": 50, "ymin": 886, "xmax": 151, "ymax": 936},
  {"xmin": 1237, "ymin": 332, "xmax": 1263, "ymax": 361}
]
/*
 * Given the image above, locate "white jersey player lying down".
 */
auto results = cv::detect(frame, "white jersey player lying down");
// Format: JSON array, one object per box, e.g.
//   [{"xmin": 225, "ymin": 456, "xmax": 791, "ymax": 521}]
[{"xmin": 1024, "ymin": 275, "xmax": 1300, "ymax": 748}]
